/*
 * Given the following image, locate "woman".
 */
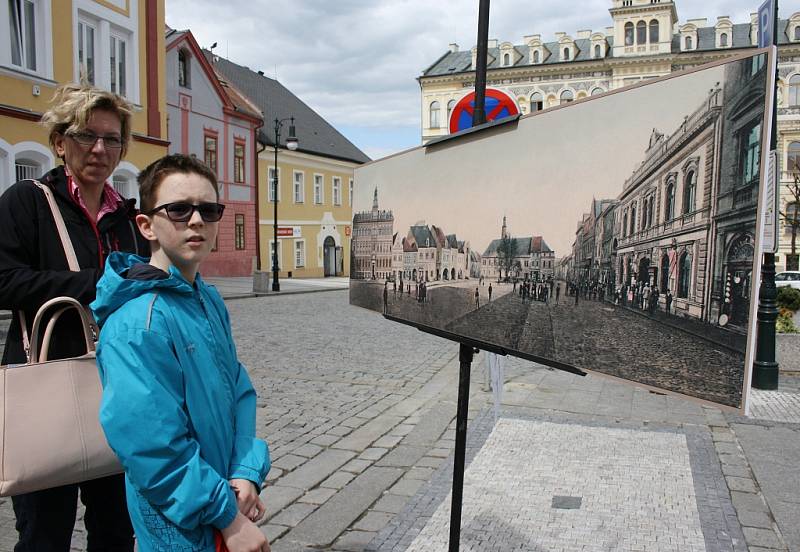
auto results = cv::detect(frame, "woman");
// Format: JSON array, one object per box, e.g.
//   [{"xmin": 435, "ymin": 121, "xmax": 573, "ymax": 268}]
[{"xmin": 0, "ymin": 83, "xmax": 147, "ymax": 551}]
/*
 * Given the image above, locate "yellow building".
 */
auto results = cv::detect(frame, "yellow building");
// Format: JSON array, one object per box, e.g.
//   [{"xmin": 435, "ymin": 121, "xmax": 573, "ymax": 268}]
[
  {"xmin": 208, "ymin": 53, "xmax": 370, "ymax": 279},
  {"xmin": 0, "ymin": 0, "xmax": 168, "ymax": 197}
]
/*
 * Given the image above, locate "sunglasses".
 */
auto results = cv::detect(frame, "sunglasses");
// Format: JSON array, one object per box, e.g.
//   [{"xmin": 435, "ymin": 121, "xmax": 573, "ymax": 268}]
[{"xmin": 147, "ymin": 202, "xmax": 225, "ymax": 222}]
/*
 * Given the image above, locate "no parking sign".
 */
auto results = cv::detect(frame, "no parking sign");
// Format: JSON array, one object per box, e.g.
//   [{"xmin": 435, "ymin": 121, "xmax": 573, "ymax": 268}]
[{"xmin": 448, "ymin": 88, "xmax": 520, "ymax": 134}]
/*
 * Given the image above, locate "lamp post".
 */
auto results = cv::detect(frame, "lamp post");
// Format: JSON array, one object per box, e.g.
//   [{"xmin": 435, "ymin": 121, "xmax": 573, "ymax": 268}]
[{"xmin": 271, "ymin": 117, "xmax": 298, "ymax": 292}]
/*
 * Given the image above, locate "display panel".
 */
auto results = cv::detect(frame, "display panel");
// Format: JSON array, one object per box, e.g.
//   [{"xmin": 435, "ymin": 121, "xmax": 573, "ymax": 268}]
[{"xmin": 351, "ymin": 50, "xmax": 774, "ymax": 411}]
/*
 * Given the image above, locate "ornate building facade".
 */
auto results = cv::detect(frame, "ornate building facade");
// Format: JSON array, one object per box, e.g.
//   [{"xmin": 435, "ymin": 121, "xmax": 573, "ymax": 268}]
[
  {"xmin": 481, "ymin": 216, "xmax": 555, "ymax": 281},
  {"xmin": 351, "ymin": 188, "xmax": 394, "ymax": 280},
  {"xmin": 419, "ymin": 0, "xmax": 800, "ymax": 271}
]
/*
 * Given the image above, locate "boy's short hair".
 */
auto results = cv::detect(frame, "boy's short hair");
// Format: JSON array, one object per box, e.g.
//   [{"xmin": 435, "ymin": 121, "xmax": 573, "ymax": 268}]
[{"xmin": 138, "ymin": 154, "xmax": 219, "ymax": 212}]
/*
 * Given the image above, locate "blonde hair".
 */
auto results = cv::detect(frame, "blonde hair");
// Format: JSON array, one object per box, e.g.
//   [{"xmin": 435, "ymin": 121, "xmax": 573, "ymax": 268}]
[{"xmin": 41, "ymin": 83, "xmax": 134, "ymax": 158}]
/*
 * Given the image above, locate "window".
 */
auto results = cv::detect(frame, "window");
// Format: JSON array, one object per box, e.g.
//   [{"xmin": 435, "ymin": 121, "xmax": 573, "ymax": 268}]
[
  {"xmin": 790, "ymin": 75, "xmax": 800, "ymax": 107},
  {"xmin": 9, "ymin": 0, "xmax": 37, "ymax": 71},
  {"xmin": 333, "ymin": 177, "xmax": 341, "ymax": 205},
  {"xmin": 559, "ymin": 90, "xmax": 573, "ymax": 105},
  {"xmin": 314, "ymin": 174, "xmax": 323, "ymax": 204},
  {"xmin": 446, "ymin": 99, "xmax": 456, "ymax": 124},
  {"xmin": 235, "ymin": 214, "xmax": 245, "ymax": 250},
  {"xmin": 678, "ymin": 252, "xmax": 691, "ymax": 298},
  {"xmin": 178, "ymin": 49, "xmax": 190, "ymax": 88},
  {"xmin": 503, "ymin": 53, "xmax": 510, "ymax": 65},
  {"xmin": 204, "ymin": 135, "xmax": 218, "ymax": 174},
  {"xmin": 591, "ymin": 87, "xmax": 603, "ymax": 96},
  {"xmin": 349, "ymin": 178, "xmax": 353, "ymax": 206},
  {"xmin": 636, "ymin": 21, "xmax": 646, "ymax": 44},
  {"xmin": 594, "ymin": 44, "xmax": 601, "ymax": 58},
  {"xmin": 683, "ymin": 171, "xmax": 697, "ymax": 213},
  {"xmin": 77, "ymin": 20, "xmax": 96, "ymax": 83},
  {"xmin": 268, "ymin": 167, "xmax": 280, "ymax": 202},
  {"xmin": 720, "ymin": 32, "xmax": 728, "ymax": 47},
  {"xmin": 109, "ymin": 34, "xmax": 126, "ymax": 96},
  {"xmin": 15, "ymin": 159, "xmax": 39, "ymax": 181},
  {"xmin": 795, "ymin": 26, "xmax": 800, "ymax": 41},
  {"xmin": 532, "ymin": 49, "xmax": 540, "ymax": 63},
  {"xmin": 786, "ymin": 203, "xmax": 800, "ymax": 230},
  {"xmin": 630, "ymin": 205, "xmax": 637, "ymax": 234},
  {"xmin": 789, "ymin": 141, "xmax": 800, "ymax": 172},
  {"xmin": 530, "ymin": 92, "xmax": 543, "ymax": 112},
  {"xmin": 625, "ymin": 22, "xmax": 634, "ymax": 46},
  {"xmin": 429, "ymin": 101, "xmax": 441, "ymax": 129},
  {"xmin": 234, "ymin": 142, "xmax": 245, "ymax": 183},
  {"xmin": 293, "ymin": 171, "xmax": 304, "ymax": 203},
  {"xmin": 295, "ymin": 241, "xmax": 305, "ymax": 268},
  {"xmin": 665, "ymin": 181, "xmax": 675, "ymax": 220},
  {"xmin": 649, "ymin": 19, "xmax": 659, "ymax": 43},
  {"xmin": 660, "ymin": 255, "xmax": 669, "ymax": 291},
  {"xmin": 685, "ymin": 36, "xmax": 693, "ymax": 50},
  {"xmin": 741, "ymin": 122, "xmax": 761, "ymax": 185},
  {"xmin": 562, "ymin": 48, "xmax": 570, "ymax": 61}
]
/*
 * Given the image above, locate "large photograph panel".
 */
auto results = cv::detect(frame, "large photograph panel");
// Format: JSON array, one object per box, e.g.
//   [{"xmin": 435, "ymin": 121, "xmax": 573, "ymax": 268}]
[{"xmin": 351, "ymin": 51, "xmax": 773, "ymax": 410}]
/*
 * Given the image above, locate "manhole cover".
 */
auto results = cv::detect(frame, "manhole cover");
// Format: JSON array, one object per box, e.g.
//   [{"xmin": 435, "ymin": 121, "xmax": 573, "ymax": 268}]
[{"xmin": 551, "ymin": 495, "xmax": 582, "ymax": 509}]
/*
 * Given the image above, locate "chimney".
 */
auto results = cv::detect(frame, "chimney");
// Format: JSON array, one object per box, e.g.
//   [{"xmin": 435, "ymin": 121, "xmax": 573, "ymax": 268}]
[
  {"xmin": 577, "ymin": 29, "xmax": 591, "ymax": 39},
  {"xmin": 487, "ymin": 38, "xmax": 498, "ymax": 48},
  {"xmin": 449, "ymin": 43, "xmax": 459, "ymax": 53}
]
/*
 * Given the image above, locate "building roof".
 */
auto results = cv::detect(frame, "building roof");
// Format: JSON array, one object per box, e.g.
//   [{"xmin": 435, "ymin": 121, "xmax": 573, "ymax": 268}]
[
  {"xmin": 403, "ymin": 237, "xmax": 417, "ymax": 253},
  {"xmin": 353, "ymin": 209, "xmax": 393, "ymax": 223},
  {"xmin": 204, "ymin": 51, "xmax": 370, "ymax": 165},
  {"xmin": 483, "ymin": 235, "xmax": 554, "ymax": 256},
  {"xmin": 409, "ymin": 225, "xmax": 435, "ymax": 248},
  {"xmin": 422, "ymin": 19, "xmax": 793, "ymax": 78}
]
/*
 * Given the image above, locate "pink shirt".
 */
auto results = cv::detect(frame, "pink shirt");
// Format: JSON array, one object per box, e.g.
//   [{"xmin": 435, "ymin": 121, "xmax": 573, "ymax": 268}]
[{"xmin": 64, "ymin": 166, "xmax": 124, "ymax": 223}]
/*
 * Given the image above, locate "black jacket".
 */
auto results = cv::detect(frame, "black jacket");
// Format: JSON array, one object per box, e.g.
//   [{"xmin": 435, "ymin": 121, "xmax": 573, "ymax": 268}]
[{"xmin": 0, "ymin": 165, "xmax": 149, "ymax": 365}]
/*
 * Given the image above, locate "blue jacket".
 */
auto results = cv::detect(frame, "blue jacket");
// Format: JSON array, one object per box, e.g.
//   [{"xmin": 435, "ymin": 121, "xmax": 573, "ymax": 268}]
[{"xmin": 91, "ymin": 252, "xmax": 270, "ymax": 552}]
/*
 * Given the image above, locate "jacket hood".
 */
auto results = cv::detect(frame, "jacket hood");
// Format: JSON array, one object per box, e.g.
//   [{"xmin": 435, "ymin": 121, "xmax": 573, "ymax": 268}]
[{"xmin": 91, "ymin": 252, "xmax": 196, "ymax": 326}]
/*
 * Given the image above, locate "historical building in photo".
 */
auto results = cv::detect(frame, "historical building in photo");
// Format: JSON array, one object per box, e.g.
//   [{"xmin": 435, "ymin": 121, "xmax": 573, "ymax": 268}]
[
  {"xmin": 419, "ymin": 0, "xmax": 800, "ymax": 271},
  {"xmin": 481, "ymin": 216, "xmax": 555, "ymax": 281},
  {"xmin": 351, "ymin": 188, "xmax": 394, "ymax": 280}
]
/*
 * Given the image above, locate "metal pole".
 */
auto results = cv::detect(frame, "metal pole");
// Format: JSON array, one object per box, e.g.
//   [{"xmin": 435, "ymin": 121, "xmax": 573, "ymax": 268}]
[
  {"xmin": 448, "ymin": 343, "xmax": 474, "ymax": 552},
  {"xmin": 753, "ymin": 0, "xmax": 779, "ymax": 389},
  {"xmin": 272, "ymin": 119, "xmax": 281, "ymax": 292},
  {"xmin": 472, "ymin": 0, "xmax": 490, "ymax": 127}
]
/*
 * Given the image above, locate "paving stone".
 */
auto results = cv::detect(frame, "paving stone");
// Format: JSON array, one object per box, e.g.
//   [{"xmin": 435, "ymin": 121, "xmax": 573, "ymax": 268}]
[
  {"xmin": 277, "ymin": 449, "xmax": 356, "ymax": 490},
  {"xmin": 359, "ymin": 448, "xmax": 388, "ymax": 461},
  {"xmin": 332, "ymin": 530, "xmax": 378, "ymax": 552},
  {"xmin": 292, "ymin": 443, "xmax": 323, "ymax": 458},
  {"xmin": 371, "ymin": 493, "xmax": 410, "ymax": 514},
  {"xmin": 401, "ymin": 403, "xmax": 454, "ymax": 446},
  {"xmin": 298, "ymin": 487, "xmax": 337, "ymax": 505},
  {"xmin": 726, "ymin": 476, "xmax": 757, "ymax": 493},
  {"xmin": 261, "ymin": 524, "xmax": 290, "ymax": 542},
  {"xmin": 341, "ymin": 459, "xmax": 372, "ymax": 474},
  {"xmin": 405, "ymin": 467, "xmax": 436, "ymax": 481},
  {"xmin": 372, "ymin": 435, "xmax": 403, "ymax": 448},
  {"xmin": 376, "ymin": 445, "xmax": 427, "ymax": 468},
  {"xmin": 328, "ymin": 426, "xmax": 353, "ymax": 437},
  {"xmin": 353, "ymin": 512, "xmax": 394, "ymax": 533},
  {"xmin": 389, "ymin": 424, "xmax": 415, "ymax": 437},
  {"xmin": 266, "ymin": 467, "xmax": 284, "ymax": 482},
  {"xmin": 270, "ymin": 503, "xmax": 317, "ymax": 527},
  {"xmin": 730, "ymin": 491, "xmax": 769, "ymax": 513},
  {"xmin": 262, "ymin": 485, "xmax": 305, "ymax": 520},
  {"xmin": 320, "ymin": 471, "xmax": 357, "ymax": 490},
  {"xmin": 736, "ymin": 509, "xmax": 773, "ymax": 529},
  {"xmin": 388, "ymin": 477, "xmax": 424, "ymax": 497},
  {"xmin": 273, "ymin": 454, "xmax": 306, "ymax": 472},
  {"xmin": 311, "ymin": 434, "xmax": 340, "ymax": 447},
  {"xmin": 415, "ymin": 456, "xmax": 445, "ymax": 469},
  {"xmin": 427, "ymin": 448, "xmax": 451, "ymax": 458},
  {"xmin": 331, "ymin": 414, "xmax": 403, "ymax": 452},
  {"xmin": 742, "ymin": 527, "xmax": 785, "ymax": 549},
  {"xmin": 281, "ymin": 467, "xmax": 403, "ymax": 547}
]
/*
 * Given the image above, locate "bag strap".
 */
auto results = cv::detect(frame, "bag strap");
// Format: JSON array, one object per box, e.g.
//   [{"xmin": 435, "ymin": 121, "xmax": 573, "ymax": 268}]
[{"xmin": 19, "ymin": 180, "xmax": 82, "ymax": 362}]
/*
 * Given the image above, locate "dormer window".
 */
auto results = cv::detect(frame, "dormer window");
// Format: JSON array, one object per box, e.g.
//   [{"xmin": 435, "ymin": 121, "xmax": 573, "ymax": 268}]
[
  {"xmin": 563, "ymin": 48, "xmax": 570, "ymax": 61},
  {"xmin": 720, "ymin": 32, "xmax": 728, "ymax": 47},
  {"xmin": 533, "ymin": 49, "xmax": 540, "ymax": 63},
  {"xmin": 594, "ymin": 44, "xmax": 601, "ymax": 58},
  {"xmin": 795, "ymin": 26, "xmax": 800, "ymax": 41},
  {"xmin": 503, "ymin": 52, "xmax": 510, "ymax": 65},
  {"xmin": 685, "ymin": 36, "xmax": 693, "ymax": 49}
]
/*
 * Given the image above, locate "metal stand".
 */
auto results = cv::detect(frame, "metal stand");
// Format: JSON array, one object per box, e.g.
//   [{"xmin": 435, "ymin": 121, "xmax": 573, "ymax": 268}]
[{"xmin": 448, "ymin": 343, "xmax": 474, "ymax": 552}]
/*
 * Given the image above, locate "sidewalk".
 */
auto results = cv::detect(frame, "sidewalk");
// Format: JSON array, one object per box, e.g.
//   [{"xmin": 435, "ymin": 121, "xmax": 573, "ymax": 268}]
[{"xmin": 204, "ymin": 276, "xmax": 349, "ymax": 299}]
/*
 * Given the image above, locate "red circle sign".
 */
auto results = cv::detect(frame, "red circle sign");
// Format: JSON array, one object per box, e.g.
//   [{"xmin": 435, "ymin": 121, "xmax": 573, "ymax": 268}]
[{"xmin": 448, "ymin": 88, "xmax": 520, "ymax": 134}]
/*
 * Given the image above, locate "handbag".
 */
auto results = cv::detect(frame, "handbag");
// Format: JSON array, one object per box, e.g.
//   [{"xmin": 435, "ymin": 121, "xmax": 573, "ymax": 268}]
[{"xmin": 0, "ymin": 181, "xmax": 122, "ymax": 497}]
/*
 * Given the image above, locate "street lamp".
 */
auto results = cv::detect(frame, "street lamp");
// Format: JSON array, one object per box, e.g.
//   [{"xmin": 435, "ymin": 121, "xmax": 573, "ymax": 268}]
[{"xmin": 272, "ymin": 117, "xmax": 298, "ymax": 292}]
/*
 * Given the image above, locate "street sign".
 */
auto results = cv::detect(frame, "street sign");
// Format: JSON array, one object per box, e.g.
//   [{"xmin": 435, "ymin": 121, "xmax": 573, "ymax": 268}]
[
  {"xmin": 757, "ymin": 0, "xmax": 774, "ymax": 48},
  {"xmin": 448, "ymin": 88, "xmax": 520, "ymax": 134},
  {"xmin": 277, "ymin": 226, "xmax": 301, "ymax": 238},
  {"xmin": 762, "ymin": 150, "xmax": 779, "ymax": 253}
]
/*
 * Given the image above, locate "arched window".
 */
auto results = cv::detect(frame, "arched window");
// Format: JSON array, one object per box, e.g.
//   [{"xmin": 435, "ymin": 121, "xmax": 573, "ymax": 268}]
[
  {"xmin": 665, "ymin": 181, "xmax": 675, "ymax": 220},
  {"xmin": 560, "ymin": 90, "xmax": 574, "ymax": 105},
  {"xmin": 636, "ymin": 21, "xmax": 647, "ymax": 44},
  {"xmin": 625, "ymin": 22, "xmax": 634, "ymax": 46},
  {"xmin": 533, "ymin": 49, "xmax": 540, "ymax": 63},
  {"xmin": 790, "ymin": 75, "xmax": 800, "ymax": 107},
  {"xmin": 720, "ymin": 32, "xmax": 728, "ymax": 47},
  {"xmin": 530, "ymin": 92, "xmax": 543, "ymax": 112},
  {"xmin": 795, "ymin": 26, "xmax": 800, "ymax": 41},
  {"xmin": 641, "ymin": 198, "xmax": 649, "ymax": 228},
  {"xmin": 446, "ymin": 99, "xmax": 456, "ymax": 125},
  {"xmin": 630, "ymin": 204, "xmax": 637, "ymax": 234},
  {"xmin": 429, "ymin": 101, "xmax": 440, "ymax": 129},
  {"xmin": 503, "ymin": 53, "xmax": 511, "ymax": 65},
  {"xmin": 590, "ymin": 87, "xmax": 603, "ymax": 96},
  {"xmin": 685, "ymin": 36, "xmax": 693, "ymax": 50},
  {"xmin": 683, "ymin": 170, "xmax": 696, "ymax": 213},
  {"xmin": 649, "ymin": 19, "xmax": 659, "ymax": 43},
  {"xmin": 678, "ymin": 252, "xmax": 691, "ymax": 298},
  {"xmin": 178, "ymin": 49, "xmax": 190, "ymax": 88},
  {"xmin": 594, "ymin": 44, "xmax": 601, "ymax": 57},
  {"xmin": 648, "ymin": 196, "xmax": 655, "ymax": 227},
  {"xmin": 563, "ymin": 48, "xmax": 570, "ymax": 61},
  {"xmin": 622, "ymin": 211, "xmax": 628, "ymax": 237},
  {"xmin": 788, "ymin": 141, "xmax": 800, "ymax": 172},
  {"xmin": 14, "ymin": 158, "xmax": 41, "ymax": 181},
  {"xmin": 660, "ymin": 255, "xmax": 670, "ymax": 291}
]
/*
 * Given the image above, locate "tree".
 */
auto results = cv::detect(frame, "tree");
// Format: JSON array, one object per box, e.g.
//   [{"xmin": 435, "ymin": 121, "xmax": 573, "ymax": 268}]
[
  {"xmin": 497, "ymin": 236, "xmax": 519, "ymax": 280},
  {"xmin": 781, "ymin": 164, "xmax": 800, "ymax": 270}
]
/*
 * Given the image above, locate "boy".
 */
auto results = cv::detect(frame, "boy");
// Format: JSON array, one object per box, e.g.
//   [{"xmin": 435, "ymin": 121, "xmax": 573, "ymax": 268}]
[{"xmin": 91, "ymin": 154, "xmax": 270, "ymax": 552}]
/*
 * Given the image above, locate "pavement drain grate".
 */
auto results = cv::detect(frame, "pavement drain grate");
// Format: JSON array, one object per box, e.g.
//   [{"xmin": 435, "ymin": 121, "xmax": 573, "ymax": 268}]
[{"xmin": 551, "ymin": 495, "xmax": 582, "ymax": 509}]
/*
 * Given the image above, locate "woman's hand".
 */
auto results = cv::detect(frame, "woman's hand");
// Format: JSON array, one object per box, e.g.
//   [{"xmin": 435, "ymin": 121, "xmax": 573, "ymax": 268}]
[
  {"xmin": 221, "ymin": 512, "xmax": 270, "ymax": 552},
  {"xmin": 230, "ymin": 478, "xmax": 265, "ymax": 522}
]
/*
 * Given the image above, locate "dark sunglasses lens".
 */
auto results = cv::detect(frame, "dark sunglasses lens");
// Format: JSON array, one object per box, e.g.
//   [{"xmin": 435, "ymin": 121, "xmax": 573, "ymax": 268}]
[
  {"xmin": 198, "ymin": 203, "xmax": 224, "ymax": 222},
  {"xmin": 165, "ymin": 203, "xmax": 194, "ymax": 221}
]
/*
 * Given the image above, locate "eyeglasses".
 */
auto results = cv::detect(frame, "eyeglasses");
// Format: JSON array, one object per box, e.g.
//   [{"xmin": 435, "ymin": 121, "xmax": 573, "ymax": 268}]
[
  {"xmin": 66, "ymin": 131, "xmax": 124, "ymax": 149},
  {"xmin": 147, "ymin": 202, "xmax": 225, "ymax": 223}
]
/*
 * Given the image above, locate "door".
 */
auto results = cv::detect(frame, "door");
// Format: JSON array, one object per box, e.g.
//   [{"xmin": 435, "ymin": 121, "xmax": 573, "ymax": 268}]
[{"xmin": 323, "ymin": 237, "xmax": 336, "ymax": 277}]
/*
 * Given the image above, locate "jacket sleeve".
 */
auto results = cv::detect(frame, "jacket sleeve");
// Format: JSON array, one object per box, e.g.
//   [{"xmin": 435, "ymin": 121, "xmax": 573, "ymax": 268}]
[
  {"xmin": 0, "ymin": 182, "xmax": 99, "ymax": 311},
  {"xmin": 97, "ymin": 324, "xmax": 239, "ymax": 531}
]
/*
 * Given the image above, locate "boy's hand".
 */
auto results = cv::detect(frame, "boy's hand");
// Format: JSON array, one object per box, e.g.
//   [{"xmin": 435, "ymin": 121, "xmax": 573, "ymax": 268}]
[
  {"xmin": 221, "ymin": 512, "xmax": 270, "ymax": 552},
  {"xmin": 230, "ymin": 478, "xmax": 265, "ymax": 522}
]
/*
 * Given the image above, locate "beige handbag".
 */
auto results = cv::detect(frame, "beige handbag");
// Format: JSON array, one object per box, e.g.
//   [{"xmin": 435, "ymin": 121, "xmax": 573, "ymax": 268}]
[{"xmin": 0, "ymin": 181, "xmax": 121, "ymax": 497}]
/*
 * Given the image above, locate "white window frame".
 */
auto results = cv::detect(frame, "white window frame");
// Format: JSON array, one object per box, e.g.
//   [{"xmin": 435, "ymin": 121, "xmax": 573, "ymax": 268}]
[
  {"xmin": 268, "ymin": 166, "xmax": 281, "ymax": 202},
  {"xmin": 333, "ymin": 176, "xmax": 342, "ymax": 206},
  {"xmin": 313, "ymin": 173, "xmax": 323, "ymax": 204},
  {"xmin": 293, "ymin": 170, "xmax": 304, "ymax": 203},
  {"xmin": 109, "ymin": 31, "xmax": 127, "ymax": 97},
  {"xmin": 294, "ymin": 239, "xmax": 306, "ymax": 269},
  {"xmin": 349, "ymin": 178, "xmax": 354, "ymax": 206},
  {"xmin": 0, "ymin": 0, "xmax": 53, "ymax": 79},
  {"xmin": 73, "ymin": 1, "xmax": 139, "ymax": 103}
]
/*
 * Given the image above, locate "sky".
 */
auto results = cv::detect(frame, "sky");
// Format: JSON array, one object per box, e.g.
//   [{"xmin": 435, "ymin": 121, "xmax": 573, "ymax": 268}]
[{"xmin": 165, "ymin": 0, "xmax": 780, "ymax": 160}]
